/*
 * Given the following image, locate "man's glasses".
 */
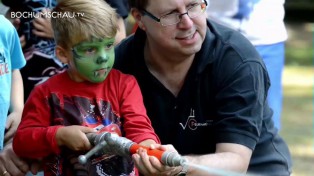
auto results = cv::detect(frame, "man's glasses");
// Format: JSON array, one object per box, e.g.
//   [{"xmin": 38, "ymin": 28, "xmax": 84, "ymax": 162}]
[{"xmin": 141, "ymin": 0, "xmax": 207, "ymax": 26}]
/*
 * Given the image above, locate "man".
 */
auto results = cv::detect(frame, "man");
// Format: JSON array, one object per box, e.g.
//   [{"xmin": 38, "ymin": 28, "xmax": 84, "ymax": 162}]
[{"xmin": 115, "ymin": 0, "xmax": 292, "ymax": 175}]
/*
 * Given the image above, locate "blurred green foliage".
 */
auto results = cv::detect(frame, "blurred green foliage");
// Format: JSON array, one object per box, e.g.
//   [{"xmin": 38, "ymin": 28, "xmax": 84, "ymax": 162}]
[
  {"xmin": 285, "ymin": 46, "xmax": 314, "ymax": 66},
  {"xmin": 285, "ymin": 23, "xmax": 313, "ymax": 66}
]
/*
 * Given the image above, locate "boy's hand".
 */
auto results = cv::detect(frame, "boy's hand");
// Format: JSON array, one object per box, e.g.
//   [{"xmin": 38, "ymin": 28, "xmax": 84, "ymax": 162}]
[
  {"xmin": 56, "ymin": 125, "xmax": 96, "ymax": 151},
  {"xmin": 4, "ymin": 112, "xmax": 22, "ymax": 145},
  {"xmin": 132, "ymin": 144, "xmax": 182, "ymax": 176}
]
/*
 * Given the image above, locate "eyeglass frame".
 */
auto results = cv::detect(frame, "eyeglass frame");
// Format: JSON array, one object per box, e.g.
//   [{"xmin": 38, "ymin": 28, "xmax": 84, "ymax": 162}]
[{"xmin": 141, "ymin": 0, "xmax": 208, "ymax": 26}]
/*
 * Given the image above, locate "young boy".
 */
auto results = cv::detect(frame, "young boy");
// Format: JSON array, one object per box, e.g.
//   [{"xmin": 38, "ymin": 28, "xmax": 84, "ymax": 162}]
[
  {"xmin": 12, "ymin": 0, "xmax": 160, "ymax": 175},
  {"xmin": 2, "ymin": 0, "xmax": 128, "ymax": 102}
]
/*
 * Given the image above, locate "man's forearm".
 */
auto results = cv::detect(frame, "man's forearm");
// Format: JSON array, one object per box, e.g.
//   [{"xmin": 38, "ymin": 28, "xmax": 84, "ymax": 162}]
[
  {"xmin": 184, "ymin": 152, "xmax": 248, "ymax": 175},
  {"xmin": 183, "ymin": 143, "xmax": 252, "ymax": 175}
]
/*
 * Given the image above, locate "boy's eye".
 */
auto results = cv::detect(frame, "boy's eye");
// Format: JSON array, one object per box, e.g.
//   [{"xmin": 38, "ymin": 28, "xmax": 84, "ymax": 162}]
[
  {"xmin": 105, "ymin": 43, "xmax": 114, "ymax": 50},
  {"xmin": 83, "ymin": 47, "xmax": 97, "ymax": 55}
]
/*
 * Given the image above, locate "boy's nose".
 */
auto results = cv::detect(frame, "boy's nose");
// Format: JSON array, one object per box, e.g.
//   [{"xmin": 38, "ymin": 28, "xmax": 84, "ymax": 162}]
[{"xmin": 96, "ymin": 55, "xmax": 108, "ymax": 64}]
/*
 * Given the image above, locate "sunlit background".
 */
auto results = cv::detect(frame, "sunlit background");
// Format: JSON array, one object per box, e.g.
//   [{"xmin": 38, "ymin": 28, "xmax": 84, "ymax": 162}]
[{"xmin": 280, "ymin": 1, "xmax": 314, "ymax": 176}]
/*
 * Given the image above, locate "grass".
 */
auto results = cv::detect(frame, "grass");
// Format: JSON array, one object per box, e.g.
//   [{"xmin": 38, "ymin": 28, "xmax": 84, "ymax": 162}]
[{"xmin": 280, "ymin": 66, "xmax": 314, "ymax": 176}]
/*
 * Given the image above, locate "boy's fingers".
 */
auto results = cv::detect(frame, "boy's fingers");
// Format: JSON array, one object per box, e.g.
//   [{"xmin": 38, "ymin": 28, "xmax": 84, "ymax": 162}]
[{"xmin": 78, "ymin": 126, "xmax": 97, "ymax": 133}]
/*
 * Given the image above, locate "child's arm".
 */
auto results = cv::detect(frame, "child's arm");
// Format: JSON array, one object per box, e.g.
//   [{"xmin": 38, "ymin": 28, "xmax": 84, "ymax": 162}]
[
  {"xmin": 139, "ymin": 139, "xmax": 157, "ymax": 147},
  {"xmin": 4, "ymin": 69, "xmax": 24, "ymax": 145},
  {"xmin": 119, "ymin": 75, "xmax": 160, "ymax": 144},
  {"xmin": 12, "ymin": 87, "xmax": 90, "ymax": 159},
  {"xmin": 12, "ymin": 87, "xmax": 63, "ymax": 159}
]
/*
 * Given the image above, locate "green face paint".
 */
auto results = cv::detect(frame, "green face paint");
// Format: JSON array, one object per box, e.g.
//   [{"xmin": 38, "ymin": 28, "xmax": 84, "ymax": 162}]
[{"xmin": 72, "ymin": 38, "xmax": 115, "ymax": 83}]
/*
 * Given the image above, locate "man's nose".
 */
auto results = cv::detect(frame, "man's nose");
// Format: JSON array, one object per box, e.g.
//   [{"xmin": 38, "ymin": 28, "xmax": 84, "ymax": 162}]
[{"xmin": 178, "ymin": 13, "xmax": 193, "ymax": 28}]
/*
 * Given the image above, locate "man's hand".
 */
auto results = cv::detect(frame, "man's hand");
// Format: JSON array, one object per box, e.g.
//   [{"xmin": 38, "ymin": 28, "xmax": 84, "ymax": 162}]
[
  {"xmin": 0, "ymin": 143, "xmax": 29, "ymax": 176},
  {"xmin": 132, "ymin": 144, "xmax": 182, "ymax": 176},
  {"xmin": 4, "ymin": 112, "xmax": 22, "ymax": 146}
]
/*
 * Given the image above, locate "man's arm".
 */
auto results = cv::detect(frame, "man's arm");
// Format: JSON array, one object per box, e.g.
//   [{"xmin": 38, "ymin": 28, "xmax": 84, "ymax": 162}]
[
  {"xmin": 133, "ymin": 143, "xmax": 251, "ymax": 176},
  {"xmin": 184, "ymin": 143, "xmax": 252, "ymax": 175},
  {"xmin": 4, "ymin": 69, "xmax": 24, "ymax": 145}
]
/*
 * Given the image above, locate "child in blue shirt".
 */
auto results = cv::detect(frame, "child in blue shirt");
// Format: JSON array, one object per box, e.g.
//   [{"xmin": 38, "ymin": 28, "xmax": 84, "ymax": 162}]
[{"xmin": 0, "ymin": 14, "xmax": 30, "ymax": 176}]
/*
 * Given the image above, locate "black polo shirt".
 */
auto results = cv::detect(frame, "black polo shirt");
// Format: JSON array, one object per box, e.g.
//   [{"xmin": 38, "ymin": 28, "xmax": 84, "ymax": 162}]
[{"xmin": 114, "ymin": 20, "xmax": 292, "ymax": 175}]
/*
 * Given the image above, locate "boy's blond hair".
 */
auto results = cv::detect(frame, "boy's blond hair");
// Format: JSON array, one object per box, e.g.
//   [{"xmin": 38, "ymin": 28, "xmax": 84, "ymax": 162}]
[{"xmin": 51, "ymin": 0, "xmax": 119, "ymax": 49}]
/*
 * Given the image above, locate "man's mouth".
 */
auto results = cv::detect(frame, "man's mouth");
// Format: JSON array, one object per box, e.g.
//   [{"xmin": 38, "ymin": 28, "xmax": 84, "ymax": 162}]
[{"xmin": 176, "ymin": 32, "xmax": 196, "ymax": 40}]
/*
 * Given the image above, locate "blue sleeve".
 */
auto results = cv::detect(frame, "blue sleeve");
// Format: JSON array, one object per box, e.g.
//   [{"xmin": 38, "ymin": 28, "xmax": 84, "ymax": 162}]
[{"xmin": 10, "ymin": 25, "xmax": 26, "ymax": 70}]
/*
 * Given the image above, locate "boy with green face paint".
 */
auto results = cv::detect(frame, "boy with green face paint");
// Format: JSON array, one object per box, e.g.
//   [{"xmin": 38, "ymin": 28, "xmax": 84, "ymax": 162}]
[
  {"xmin": 71, "ymin": 38, "xmax": 116, "ymax": 83},
  {"xmin": 12, "ymin": 0, "xmax": 160, "ymax": 175}
]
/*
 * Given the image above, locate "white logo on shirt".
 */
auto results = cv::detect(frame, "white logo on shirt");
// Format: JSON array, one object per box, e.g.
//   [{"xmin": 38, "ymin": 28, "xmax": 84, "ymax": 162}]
[{"xmin": 179, "ymin": 109, "xmax": 212, "ymax": 130}]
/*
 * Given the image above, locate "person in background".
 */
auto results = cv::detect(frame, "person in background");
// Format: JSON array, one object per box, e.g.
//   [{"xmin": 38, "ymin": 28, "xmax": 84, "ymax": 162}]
[
  {"xmin": 207, "ymin": 0, "xmax": 287, "ymax": 130},
  {"xmin": 106, "ymin": 0, "xmax": 130, "ymax": 44},
  {"xmin": 114, "ymin": 0, "xmax": 292, "ymax": 175},
  {"xmin": 0, "ymin": 14, "xmax": 33, "ymax": 176},
  {"xmin": 12, "ymin": 0, "xmax": 160, "ymax": 175},
  {"xmin": 2, "ymin": 0, "xmax": 66, "ymax": 102}
]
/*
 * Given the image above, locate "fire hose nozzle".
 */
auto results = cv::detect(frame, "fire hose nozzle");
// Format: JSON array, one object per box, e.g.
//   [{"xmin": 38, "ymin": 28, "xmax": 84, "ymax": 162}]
[{"xmin": 78, "ymin": 132, "xmax": 185, "ymax": 167}]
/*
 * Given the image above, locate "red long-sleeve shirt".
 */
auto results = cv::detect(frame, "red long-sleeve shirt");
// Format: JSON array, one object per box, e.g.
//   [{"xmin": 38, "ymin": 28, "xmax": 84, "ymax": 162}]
[{"xmin": 13, "ymin": 69, "xmax": 160, "ymax": 176}]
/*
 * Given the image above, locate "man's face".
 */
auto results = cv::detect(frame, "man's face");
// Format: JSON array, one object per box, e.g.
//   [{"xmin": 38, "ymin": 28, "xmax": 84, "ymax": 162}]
[
  {"xmin": 142, "ymin": 0, "xmax": 207, "ymax": 57},
  {"xmin": 69, "ymin": 38, "xmax": 115, "ymax": 83}
]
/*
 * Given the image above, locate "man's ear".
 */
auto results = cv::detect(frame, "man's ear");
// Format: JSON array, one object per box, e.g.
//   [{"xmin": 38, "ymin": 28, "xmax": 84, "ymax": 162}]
[
  {"xmin": 131, "ymin": 8, "xmax": 146, "ymax": 31},
  {"xmin": 55, "ymin": 45, "xmax": 70, "ymax": 64}
]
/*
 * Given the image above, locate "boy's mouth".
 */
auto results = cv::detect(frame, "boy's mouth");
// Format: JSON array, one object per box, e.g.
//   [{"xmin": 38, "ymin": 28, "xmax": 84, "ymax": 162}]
[{"xmin": 94, "ymin": 68, "xmax": 107, "ymax": 77}]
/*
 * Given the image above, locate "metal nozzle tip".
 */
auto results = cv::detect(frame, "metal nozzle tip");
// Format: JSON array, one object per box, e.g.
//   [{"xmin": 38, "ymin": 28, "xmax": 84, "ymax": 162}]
[{"xmin": 78, "ymin": 155, "xmax": 87, "ymax": 164}]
